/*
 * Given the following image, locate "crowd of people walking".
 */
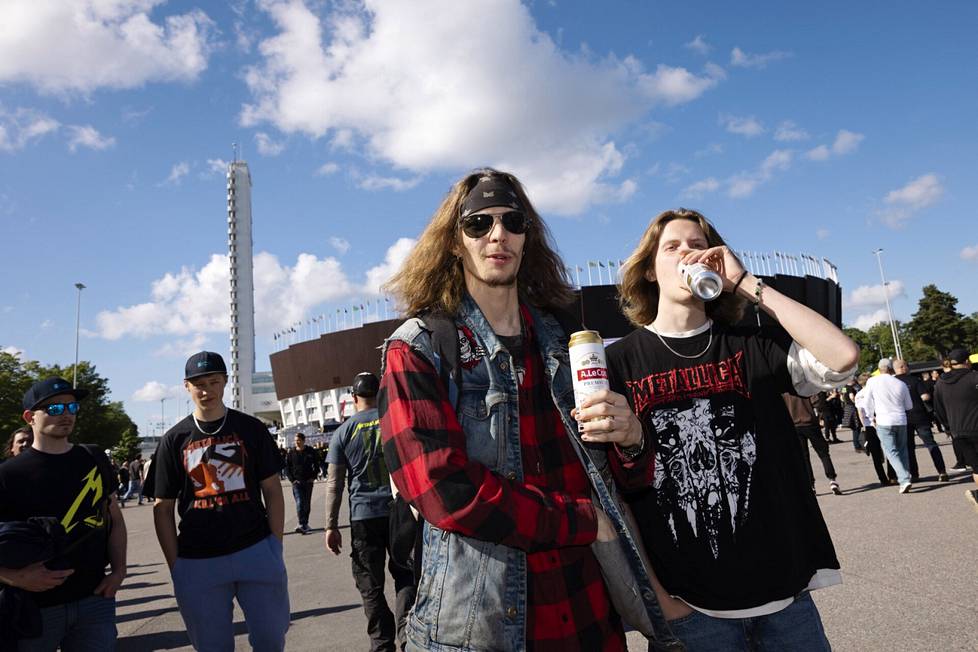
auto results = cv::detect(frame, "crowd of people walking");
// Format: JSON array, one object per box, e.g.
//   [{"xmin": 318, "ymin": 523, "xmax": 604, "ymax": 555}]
[{"xmin": 1, "ymin": 168, "xmax": 975, "ymax": 652}]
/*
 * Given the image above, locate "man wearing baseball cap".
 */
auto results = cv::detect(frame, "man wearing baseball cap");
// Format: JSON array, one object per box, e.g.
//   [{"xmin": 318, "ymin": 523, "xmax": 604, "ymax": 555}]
[
  {"xmin": 0, "ymin": 377, "xmax": 127, "ymax": 650},
  {"xmin": 324, "ymin": 372, "xmax": 414, "ymax": 652},
  {"xmin": 152, "ymin": 352, "xmax": 290, "ymax": 651},
  {"xmin": 933, "ymin": 347, "xmax": 978, "ymax": 511}
]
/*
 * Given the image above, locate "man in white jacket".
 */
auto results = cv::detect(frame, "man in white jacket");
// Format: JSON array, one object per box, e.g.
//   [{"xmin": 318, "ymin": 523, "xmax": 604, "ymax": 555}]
[{"xmin": 862, "ymin": 358, "xmax": 914, "ymax": 493}]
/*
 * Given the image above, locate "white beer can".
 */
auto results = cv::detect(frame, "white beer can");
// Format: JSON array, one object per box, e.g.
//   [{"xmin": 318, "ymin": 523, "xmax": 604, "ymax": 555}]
[{"xmin": 568, "ymin": 330, "xmax": 609, "ymax": 415}]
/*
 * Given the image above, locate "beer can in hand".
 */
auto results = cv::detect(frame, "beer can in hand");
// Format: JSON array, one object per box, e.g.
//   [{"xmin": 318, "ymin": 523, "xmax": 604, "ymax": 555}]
[
  {"xmin": 678, "ymin": 262, "xmax": 723, "ymax": 301},
  {"xmin": 569, "ymin": 330, "xmax": 609, "ymax": 417}
]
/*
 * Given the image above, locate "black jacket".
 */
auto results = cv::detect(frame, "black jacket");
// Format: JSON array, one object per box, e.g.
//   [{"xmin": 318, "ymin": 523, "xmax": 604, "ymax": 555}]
[
  {"xmin": 934, "ymin": 368, "xmax": 978, "ymax": 439},
  {"xmin": 0, "ymin": 518, "xmax": 66, "ymax": 651},
  {"xmin": 285, "ymin": 447, "xmax": 320, "ymax": 482}
]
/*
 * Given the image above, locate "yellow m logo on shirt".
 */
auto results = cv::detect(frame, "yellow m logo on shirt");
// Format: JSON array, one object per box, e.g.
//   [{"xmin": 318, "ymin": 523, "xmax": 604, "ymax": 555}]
[{"xmin": 61, "ymin": 466, "xmax": 105, "ymax": 534}]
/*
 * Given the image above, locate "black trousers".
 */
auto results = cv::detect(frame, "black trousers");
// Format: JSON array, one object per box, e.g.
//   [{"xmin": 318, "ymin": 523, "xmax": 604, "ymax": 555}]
[
  {"xmin": 351, "ymin": 516, "xmax": 417, "ymax": 652},
  {"xmin": 863, "ymin": 427, "xmax": 890, "ymax": 484},
  {"xmin": 797, "ymin": 424, "xmax": 837, "ymax": 485}
]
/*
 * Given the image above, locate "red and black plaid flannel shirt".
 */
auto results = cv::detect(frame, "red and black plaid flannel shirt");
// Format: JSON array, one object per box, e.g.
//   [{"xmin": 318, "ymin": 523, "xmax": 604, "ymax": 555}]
[{"xmin": 379, "ymin": 308, "xmax": 625, "ymax": 651}]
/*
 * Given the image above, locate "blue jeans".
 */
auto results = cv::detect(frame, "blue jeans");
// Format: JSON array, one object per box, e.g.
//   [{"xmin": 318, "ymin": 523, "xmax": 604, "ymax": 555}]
[
  {"xmin": 121, "ymin": 479, "xmax": 141, "ymax": 503},
  {"xmin": 172, "ymin": 535, "xmax": 290, "ymax": 652},
  {"xmin": 657, "ymin": 592, "xmax": 831, "ymax": 652},
  {"xmin": 877, "ymin": 425, "xmax": 911, "ymax": 484},
  {"xmin": 292, "ymin": 481, "xmax": 314, "ymax": 528},
  {"xmin": 17, "ymin": 595, "xmax": 116, "ymax": 652}
]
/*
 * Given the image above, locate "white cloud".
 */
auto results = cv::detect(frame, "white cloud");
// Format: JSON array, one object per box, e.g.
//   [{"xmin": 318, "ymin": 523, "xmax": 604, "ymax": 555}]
[
  {"xmin": 240, "ymin": 0, "xmax": 723, "ymax": 215},
  {"xmin": 364, "ymin": 238, "xmax": 417, "ymax": 295},
  {"xmin": 727, "ymin": 149, "xmax": 793, "ymax": 198},
  {"xmin": 40, "ymin": 319, "xmax": 53, "ymax": 329},
  {"xmin": 684, "ymin": 35, "xmax": 711, "ymax": 56},
  {"xmin": 730, "ymin": 46, "xmax": 792, "ymax": 69},
  {"xmin": 816, "ymin": 228, "xmax": 830, "ymax": 240},
  {"xmin": 356, "ymin": 174, "xmax": 422, "ymax": 192},
  {"xmin": 163, "ymin": 161, "xmax": 190, "ymax": 185},
  {"xmin": 682, "ymin": 177, "xmax": 720, "ymax": 198},
  {"xmin": 693, "ymin": 142, "xmax": 724, "ymax": 158},
  {"xmin": 255, "ymin": 131, "xmax": 285, "ymax": 156},
  {"xmin": 94, "ymin": 242, "xmax": 414, "ymax": 340},
  {"xmin": 0, "ymin": 106, "xmax": 60, "ymax": 152},
  {"xmin": 66, "ymin": 125, "xmax": 115, "ymax": 152},
  {"xmin": 0, "ymin": 1, "xmax": 216, "ymax": 94},
  {"xmin": 851, "ymin": 309, "xmax": 891, "ymax": 331},
  {"xmin": 719, "ymin": 113, "xmax": 764, "ymax": 137},
  {"xmin": 316, "ymin": 161, "xmax": 340, "ymax": 176},
  {"xmin": 846, "ymin": 280, "xmax": 906, "ymax": 309},
  {"xmin": 807, "ymin": 129, "xmax": 864, "ymax": 161},
  {"xmin": 328, "ymin": 236, "xmax": 351, "ymax": 254},
  {"xmin": 1, "ymin": 345, "xmax": 26, "ymax": 359},
  {"xmin": 961, "ymin": 244, "xmax": 978, "ymax": 261},
  {"xmin": 132, "ymin": 381, "xmax": 185, "ymax": 402},
  {"xmin": 205, "ymin": 158, "xmax": 229, "ymax": 175},
  {"xmin": 774, "ymin": 120, "xmax": 809, "ymax": 142},
  {"xmin": 153, "ymin": 333, "xmax": 208, "ymax": 358},
  {"xmin": 878, "ymin": 173, "xmax": 943, "ymax": 228}
]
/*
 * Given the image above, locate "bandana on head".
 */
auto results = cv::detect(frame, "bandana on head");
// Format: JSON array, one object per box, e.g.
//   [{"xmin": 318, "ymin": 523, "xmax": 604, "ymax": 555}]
[{"xmin": 460, "ymin": 175, "xmax": 524, "ymax": 217}]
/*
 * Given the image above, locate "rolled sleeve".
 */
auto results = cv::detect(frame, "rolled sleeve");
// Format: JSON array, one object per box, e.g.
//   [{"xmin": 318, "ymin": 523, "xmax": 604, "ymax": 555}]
[{"xmin": 787, "ymin": 342, "xmax": 857, "ymax": 397}]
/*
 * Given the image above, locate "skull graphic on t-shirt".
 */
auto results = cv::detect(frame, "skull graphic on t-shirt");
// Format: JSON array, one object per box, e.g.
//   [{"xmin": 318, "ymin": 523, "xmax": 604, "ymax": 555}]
[{"xmin": 650, "ymin": 397, "xmax": 757, "ymax": 559}]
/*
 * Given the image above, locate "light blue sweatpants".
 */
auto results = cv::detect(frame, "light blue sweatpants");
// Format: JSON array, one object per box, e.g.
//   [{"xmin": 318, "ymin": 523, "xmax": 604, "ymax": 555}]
[{"xmin": 171, "ymin": 535, "xmax": 290, "ymax": 652}]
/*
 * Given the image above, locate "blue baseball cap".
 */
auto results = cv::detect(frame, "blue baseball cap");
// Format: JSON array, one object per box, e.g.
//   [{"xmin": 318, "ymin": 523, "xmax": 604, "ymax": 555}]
[
  {"xmin": 185, "ymin": 351, "xmax": 228, "ymax": 379},
  {"xmin": 23, "ymin": 377, "xmax": 89, "ymax": 411}
]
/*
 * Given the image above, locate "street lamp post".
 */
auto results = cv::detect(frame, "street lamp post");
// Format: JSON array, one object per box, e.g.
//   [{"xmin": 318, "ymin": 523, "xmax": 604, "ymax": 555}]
[
  {"xmin": 73, "ymin": 283, "xmax": 86, "ymax": 388},
  {"xmin": 161, "ymin": 397, "xmax": 168, "ymax": 436},
  {"xmin": 872, "ymin": 249, "xmax": 903, "ymax": 360}
]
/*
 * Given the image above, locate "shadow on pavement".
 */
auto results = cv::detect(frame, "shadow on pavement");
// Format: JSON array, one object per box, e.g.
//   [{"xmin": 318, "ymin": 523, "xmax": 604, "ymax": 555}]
[
  {"xmin": 291, "ymin": 604, "xmax": 360, "ymax": 621},
  {"xmin": 117, "ymin": 605, "xmax": 181, "ymax": 624},
  {"xmin": 116, "ymin": 593, "xmax": 172, "ymax": 608},
  {"xmin": 119, "ymin": 581, "xmax": 168, "ymax": 591}
]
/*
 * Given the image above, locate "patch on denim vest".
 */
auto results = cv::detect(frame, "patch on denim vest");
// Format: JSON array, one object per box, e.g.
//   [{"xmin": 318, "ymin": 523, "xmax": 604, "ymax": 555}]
[{"xmin": 457, "ymin": 324, "xmax": 486, "ymax": 370}]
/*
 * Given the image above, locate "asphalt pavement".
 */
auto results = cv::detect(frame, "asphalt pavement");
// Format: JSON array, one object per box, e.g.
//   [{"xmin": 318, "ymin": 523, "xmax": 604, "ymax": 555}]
[{"xmin": 115, "ymin": 430, "xmax": 978, "ymax": 651}]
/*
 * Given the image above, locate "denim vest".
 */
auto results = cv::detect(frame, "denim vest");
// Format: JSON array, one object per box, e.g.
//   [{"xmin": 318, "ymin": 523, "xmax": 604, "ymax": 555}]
[{"xmin": 383, "ymin": 295, "xmax": 678, "ymax": 652}]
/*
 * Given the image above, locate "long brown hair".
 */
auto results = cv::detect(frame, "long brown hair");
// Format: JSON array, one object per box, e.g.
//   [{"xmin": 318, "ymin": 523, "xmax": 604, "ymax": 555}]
[
  {"xmin": 385, "ymin": 168, "xmax": 574, "ymax": 316},
  {"xmin": 619, "ymin": 208, "xmax": 746, "ymax": 327}
]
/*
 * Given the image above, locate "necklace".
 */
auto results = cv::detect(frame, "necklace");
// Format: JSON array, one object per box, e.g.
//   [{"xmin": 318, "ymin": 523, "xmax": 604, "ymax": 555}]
[
  {"xmin": 648, "ymin": 323, "xmax": 713, "ymax": 359},
  {"xmin": 193, "ymin": 409, "xmax": 228, "ymax": 436}
]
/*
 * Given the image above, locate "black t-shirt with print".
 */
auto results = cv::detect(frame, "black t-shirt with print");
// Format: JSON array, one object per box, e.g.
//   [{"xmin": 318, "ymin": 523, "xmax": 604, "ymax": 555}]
[
  {"xmin": 606, "ymin": 323, "xmax": 840, "ymax": 612},
  {"xmin": 0, "ymin": 445, "xmax": 116, "ymax": 607},
  {"xmin": 153, "ymin": 409, "xmax": 283, "ymax": 559}
]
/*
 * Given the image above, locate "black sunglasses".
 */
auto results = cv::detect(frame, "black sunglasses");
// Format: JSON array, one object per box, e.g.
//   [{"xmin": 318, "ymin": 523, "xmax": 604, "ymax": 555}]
[
  {"xmin": 40, "ymin": 402, "xmax": 81, "ymax": 416},
  {"xmin": 459, "ymin": 211, "xmax": 531, "ymax": 239}
]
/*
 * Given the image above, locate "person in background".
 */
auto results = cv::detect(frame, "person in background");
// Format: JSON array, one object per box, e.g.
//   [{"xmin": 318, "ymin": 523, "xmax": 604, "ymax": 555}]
[
  {"xmin": 862, "ymin": 358, "xmax": 914, "ymax": 493},
  {"xmin": 4, "ymin": 426, "xmax": 33, "ymax": 460},
  {"xmin": 286, "ymin": 433, "xmax": 319, "ymax": 534},
  {"xmin": 894, "ymin": 358, "xmax": 948, "ymax": 482},
  {"xmin": 933, "ymin": 348, "xmax": 978, "ymax": 511}
]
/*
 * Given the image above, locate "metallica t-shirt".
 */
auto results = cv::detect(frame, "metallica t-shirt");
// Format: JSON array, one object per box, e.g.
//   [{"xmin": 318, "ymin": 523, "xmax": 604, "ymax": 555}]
[
  {"xmin": 154, "ymin": 409, "xmax": 282, "ymax": 559},
  {"xmin": 607, "ymin": 322, "xmax": 840, "ymax": 614},
  {"xmin": 0, "ymin": 445, "xmax": 116, "ymax": 607}
]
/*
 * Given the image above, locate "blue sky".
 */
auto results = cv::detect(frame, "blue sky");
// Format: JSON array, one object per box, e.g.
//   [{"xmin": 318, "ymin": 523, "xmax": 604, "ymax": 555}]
[{"xmin": 2, "ymin": 0, "xmax": 976, "ymax": 435}]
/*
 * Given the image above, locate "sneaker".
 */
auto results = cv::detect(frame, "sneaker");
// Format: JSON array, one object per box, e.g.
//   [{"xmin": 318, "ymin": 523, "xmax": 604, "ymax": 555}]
[
  {"xmin": 830, "ymin": 481, "xmax": 842, "ymax": 495},
  {"xmin": 899, "ymin": 482, "xmax": 913, "ymax": 494},
  {"xmin": 965, "ymin": 489, "xmax": 978, "ymax": 512},
  {"xmin": 301, "ymin": 525, "xmax": 312, "ymax": 535},
  {"xmin": 951, "ymin": 463, "xmax": 967, "ymax": 471},
  {"xmin": 294, "ymin": 525, "xmax": 304, "ymax": 534},
  {"xmin": 938, "ymin": 473, "xmax": 949, "ymax": 482}
]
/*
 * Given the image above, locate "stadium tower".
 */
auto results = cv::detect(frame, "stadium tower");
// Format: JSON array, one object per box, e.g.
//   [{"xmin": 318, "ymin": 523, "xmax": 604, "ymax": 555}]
[{"xmin": 226, "ymin": 154, "xmax": 255, "ymax": 413}]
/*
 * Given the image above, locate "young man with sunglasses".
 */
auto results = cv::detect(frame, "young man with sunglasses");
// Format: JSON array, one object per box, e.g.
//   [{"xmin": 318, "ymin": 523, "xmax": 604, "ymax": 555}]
[
  {"xmin": 378, "ymin": 170, "xmax": 670, "ymax": 651},
  {"xmin": 152, "ymin": 351, "xmax": 289, "ymax": 652},
  {"xmin": 0, "ymin": 377, "xmax": 127, "ymax": 651}
]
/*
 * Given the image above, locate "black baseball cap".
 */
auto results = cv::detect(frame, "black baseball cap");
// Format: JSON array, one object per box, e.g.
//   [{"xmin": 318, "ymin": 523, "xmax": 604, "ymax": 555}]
[
  {"xmin": 185, "ymin": 351, "xmax": 228, "ymax": 379},
  {"xmin": 23, "ymin": 377, "xmax": 89, "ymax": 411},
  {"xmin": 351, "ymin": 372, "xmax": 379, "ymax": 398},
  {"xmin": 947, "ymin": 348, "xmax": 971, "ymax": 365}
]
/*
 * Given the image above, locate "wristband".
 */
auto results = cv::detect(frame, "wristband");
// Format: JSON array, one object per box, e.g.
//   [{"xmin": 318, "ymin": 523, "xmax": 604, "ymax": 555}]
[
  {"xmin": 618, "ymin": 434, "xmax": 645, "ymax": 461},
  {"xmin": 731, "ymin": 270, "xmax": 749, "ymax": 295}
]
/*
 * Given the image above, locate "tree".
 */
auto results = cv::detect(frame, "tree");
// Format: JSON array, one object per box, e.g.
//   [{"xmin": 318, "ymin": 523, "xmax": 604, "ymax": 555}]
[
  {"xmin": 0, "ymin": 354, "xmax": 137, "ymax": 451},
  {"xmin": 906, "ymin": 285, "xmax": 970, "ymax": 358},
  {"xmin": 112, "ymin": 426, "xmax": 141, "ymax": 463}
]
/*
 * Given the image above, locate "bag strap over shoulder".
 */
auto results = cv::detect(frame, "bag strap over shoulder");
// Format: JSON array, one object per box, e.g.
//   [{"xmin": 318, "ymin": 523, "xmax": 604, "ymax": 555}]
[{"xmin": 419, "ymin": 311, "xmax": 462, "ymax": 411}]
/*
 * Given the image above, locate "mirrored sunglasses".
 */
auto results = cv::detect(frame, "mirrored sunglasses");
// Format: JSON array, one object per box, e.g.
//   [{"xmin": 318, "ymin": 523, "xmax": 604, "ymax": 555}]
[
  {"xmin": 42, "ymin": 402, "xmax": 81, "ymax": 416},
  {"xmin": 459, "ymin": 211, "xmax": 530, "ymax": 238}
]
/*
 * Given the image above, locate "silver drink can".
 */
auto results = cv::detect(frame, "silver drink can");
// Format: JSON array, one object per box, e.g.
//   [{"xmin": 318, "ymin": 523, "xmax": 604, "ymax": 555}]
[
  {"xmin": 568, "ymin": 330, "xmax": 609, "ymax": 415},
  {"xmin": 678, "ymin": 262, "xmax": 723, "ymax": 301}
]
